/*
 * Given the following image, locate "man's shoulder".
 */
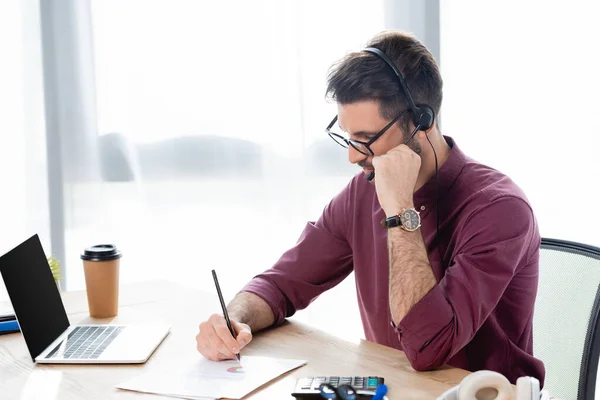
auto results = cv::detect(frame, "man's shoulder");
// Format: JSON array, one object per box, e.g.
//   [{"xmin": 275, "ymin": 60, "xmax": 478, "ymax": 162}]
[
  {"xmin": 452, "ymin": 157, "xmax": 540, "ymax": 256},
  {"xmin": 457, "ymin": 155, "xmax": 532, "ymax": 208}
]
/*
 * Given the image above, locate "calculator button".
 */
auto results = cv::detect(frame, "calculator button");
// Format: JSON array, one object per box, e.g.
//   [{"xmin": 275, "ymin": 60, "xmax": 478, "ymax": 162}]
[{"xmin": 367, "ymin": 377, "xmax": 379, "ymax": 389}]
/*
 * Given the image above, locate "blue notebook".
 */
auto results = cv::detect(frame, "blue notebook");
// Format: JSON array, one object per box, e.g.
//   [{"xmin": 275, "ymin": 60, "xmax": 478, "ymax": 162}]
[{"xmin": 0, "ymin": 319, "xmax": 19, "ymax": 334}]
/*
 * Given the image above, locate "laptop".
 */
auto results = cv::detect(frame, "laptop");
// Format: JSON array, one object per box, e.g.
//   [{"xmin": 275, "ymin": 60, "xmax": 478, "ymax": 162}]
[{"xmin": 0, "ymin": 234, "xmax": 170, "ymax": 364}]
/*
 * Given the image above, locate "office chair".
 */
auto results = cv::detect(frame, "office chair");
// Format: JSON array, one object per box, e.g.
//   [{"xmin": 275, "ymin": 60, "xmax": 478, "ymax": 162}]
[{"xmin": 533, "ymin": 238, "xmax": 600, "ymax": 400}]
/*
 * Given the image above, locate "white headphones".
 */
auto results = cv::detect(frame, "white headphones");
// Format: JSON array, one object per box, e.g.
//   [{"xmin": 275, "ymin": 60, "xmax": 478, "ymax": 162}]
[{"xmin": 437, "ymin": 371, "xmax": 543, "ymax": 400}]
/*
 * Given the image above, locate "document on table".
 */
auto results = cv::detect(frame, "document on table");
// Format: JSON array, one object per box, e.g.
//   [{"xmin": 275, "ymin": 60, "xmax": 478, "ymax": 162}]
[{"xmin": 117, "ymin": 355, "xmax": 307, "ymax": 399}]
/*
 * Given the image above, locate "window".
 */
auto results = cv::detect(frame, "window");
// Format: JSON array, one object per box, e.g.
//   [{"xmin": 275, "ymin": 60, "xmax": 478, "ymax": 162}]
[
  {"xmin": 0, "ymin": 1, "xmax": 49, "ymax": 308},
  {"xmin": 50, "ymin": 0, "xmax": 388, "ymax": 340}
]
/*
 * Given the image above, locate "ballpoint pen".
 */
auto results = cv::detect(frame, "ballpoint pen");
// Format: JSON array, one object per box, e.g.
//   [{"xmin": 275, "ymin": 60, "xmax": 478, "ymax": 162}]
[{"xmin": 211, "ymin": 269, "xmax": 241, "ymax": 362}]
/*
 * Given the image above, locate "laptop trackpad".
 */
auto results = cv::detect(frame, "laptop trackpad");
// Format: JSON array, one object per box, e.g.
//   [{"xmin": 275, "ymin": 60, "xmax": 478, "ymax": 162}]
[{"xmin": 98, "ymin": 324, "xmax": 169, "ymax": 362}]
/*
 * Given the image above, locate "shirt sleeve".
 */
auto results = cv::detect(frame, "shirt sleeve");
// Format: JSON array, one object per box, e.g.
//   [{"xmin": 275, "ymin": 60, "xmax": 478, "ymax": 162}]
[
  {"xmin": 395, "ymin": 195, "xmax": 539, "ymax": 371},
  {"xmin": 241, "ymin": 179, "xmax": 355, "ymax": 325}
]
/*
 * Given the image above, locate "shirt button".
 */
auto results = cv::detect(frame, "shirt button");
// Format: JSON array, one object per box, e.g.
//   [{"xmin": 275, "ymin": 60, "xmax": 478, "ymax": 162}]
[{"xmin": 420, "ymin": 205, "xmax": 426, "ymax": 211}]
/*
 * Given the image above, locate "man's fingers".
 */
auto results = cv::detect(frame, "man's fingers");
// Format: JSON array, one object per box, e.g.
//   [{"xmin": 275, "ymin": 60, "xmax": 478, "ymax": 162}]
[
  {"xmin": 196, "ymin": 323, "xmax": 214, "ymax": 357},
  {"xmin": 197, "ymin": 315, "xmax": 249, "ymax": 361},
  {"xmin": 372, "ymin": 156, "xmax": 381, "ymax": 168},
  {"xmin": 231, "ymin": 320, "xmax": 252, "ymax": 348},
  {"xmin": 199, "ymin": 337, "xmax": 233, "ymax": 361},
  {"xmin": 207, "ymin": 329, "xmax": 236, "ymax": 358},
  {"xmin": 214, "ymin": 323, "xmax": 240, "ymax": 354}
]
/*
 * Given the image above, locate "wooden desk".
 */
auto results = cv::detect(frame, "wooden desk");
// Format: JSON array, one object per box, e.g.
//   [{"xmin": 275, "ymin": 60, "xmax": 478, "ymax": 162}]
[{"xmin": 0, "ymin": 281, "xmax": 470, "ymax": 399}]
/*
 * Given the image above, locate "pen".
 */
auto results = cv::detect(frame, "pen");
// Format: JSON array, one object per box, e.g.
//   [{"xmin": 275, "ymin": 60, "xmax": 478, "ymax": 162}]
[{"xmin": 211, "ymin": 269, "xmax": 240, "ymax": 362}]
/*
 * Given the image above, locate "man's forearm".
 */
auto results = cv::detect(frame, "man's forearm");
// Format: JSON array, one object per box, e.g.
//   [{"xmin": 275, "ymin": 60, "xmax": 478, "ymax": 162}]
[
  {"xmin": 227, "ymin": 291, "xmax": 275, "ymax": 333},
  {"xmin": 388, "ymin": 227, "xmax": 437, "ymax": 324}
]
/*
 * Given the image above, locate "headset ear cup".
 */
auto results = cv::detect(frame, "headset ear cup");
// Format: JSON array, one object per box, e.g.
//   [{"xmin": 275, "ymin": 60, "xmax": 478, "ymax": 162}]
[
  {"xmin": 415, "ymin": 104, "xmax": 435, "ymax": 131},
  {"xmin": 458, "ymin": 370, "xmax": 513, "ymax": 400},
  {"xmin": 437, "ymin": 384, "xmax": 460, "ymax": 400},
  {"xmin": 516, "ymin": 377, "xmax": 540, "ymax": 400}
]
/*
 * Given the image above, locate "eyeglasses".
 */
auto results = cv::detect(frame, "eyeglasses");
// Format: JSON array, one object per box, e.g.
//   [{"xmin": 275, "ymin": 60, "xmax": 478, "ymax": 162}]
[
  {"xmin": 326, "ymin": 109, "xmax": 410, "ymax": 156},
  {"xmin": 319, "ymin": 383, "xmax": 358, "ymax": 400}
]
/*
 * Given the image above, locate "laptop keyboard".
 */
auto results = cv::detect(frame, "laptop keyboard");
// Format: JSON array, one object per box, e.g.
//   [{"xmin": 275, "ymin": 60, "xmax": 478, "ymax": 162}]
[{"xmin": 47, "ymin": 326, "xmax": 124, "ymax": 359}]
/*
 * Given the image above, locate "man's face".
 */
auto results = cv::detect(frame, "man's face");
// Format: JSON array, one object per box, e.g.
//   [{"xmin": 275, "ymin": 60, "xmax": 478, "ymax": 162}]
[{"xmin": 336, "ymin": 100, "xmax": 414, "ymax": 175}]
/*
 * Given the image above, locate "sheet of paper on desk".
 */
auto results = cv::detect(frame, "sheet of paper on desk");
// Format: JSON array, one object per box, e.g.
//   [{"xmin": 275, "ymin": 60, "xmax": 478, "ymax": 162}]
[{"xmin": 116, "ymin": 355, "xmax": 307, "ymax": 399}]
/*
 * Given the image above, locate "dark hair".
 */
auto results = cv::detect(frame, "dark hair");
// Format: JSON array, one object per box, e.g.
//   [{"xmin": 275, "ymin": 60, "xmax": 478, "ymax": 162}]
[{"xmin": 326, "ymin": 30, "xmax": 443, "ymax": 133}]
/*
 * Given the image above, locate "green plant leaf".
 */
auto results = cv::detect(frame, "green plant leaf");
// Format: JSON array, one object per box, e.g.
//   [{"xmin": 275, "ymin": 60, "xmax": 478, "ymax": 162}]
[{"xmin": 47, "ymin": 256, "xmax": 61, "ymax": 282}]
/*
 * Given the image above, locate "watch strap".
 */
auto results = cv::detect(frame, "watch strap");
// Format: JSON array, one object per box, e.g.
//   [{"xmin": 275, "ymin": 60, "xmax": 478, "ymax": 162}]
[{"xmin": 381, "ymin": 215, "xmax": 402, "ymax": 229}]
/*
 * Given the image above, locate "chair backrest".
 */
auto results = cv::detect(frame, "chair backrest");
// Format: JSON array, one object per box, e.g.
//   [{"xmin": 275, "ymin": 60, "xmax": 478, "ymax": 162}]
[{"xmin": 534, "ymin": 238, "xmax": 600, "ymax": 400}]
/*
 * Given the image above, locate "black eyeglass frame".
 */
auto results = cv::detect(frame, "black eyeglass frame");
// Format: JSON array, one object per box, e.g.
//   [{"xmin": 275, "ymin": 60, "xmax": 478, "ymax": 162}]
[{"xmin": 325, "ymin": 108, "xmax": 411, "ymax": 156}]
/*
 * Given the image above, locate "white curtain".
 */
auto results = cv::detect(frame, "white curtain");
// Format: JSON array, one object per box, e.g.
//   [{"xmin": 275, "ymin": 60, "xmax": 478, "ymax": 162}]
[
  {"xmin": 0, "ymin": 0, "xmax": 49, "ymax": 306},
  {"xmin": 48, "ymin": 0, "xmax": 385, "ymax": 340}
]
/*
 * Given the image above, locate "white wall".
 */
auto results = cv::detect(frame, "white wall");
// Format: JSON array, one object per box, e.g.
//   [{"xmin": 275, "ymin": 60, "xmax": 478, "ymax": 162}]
[{"xmin": 441, "ymin": 0, "xmax": 600, "ymax": 247}]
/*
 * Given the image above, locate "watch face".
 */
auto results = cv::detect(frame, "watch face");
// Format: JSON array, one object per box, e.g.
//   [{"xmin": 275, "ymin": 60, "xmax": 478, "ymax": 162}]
[{"xmin": 400, "ymin": 209, "xmax": 421, "ymax": 231}]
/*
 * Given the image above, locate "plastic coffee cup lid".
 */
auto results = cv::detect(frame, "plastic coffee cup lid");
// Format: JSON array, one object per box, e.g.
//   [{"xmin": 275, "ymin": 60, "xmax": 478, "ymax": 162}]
[{"xmin": 80, "ymin": 244, "xmax": 122, "ymax": 261}]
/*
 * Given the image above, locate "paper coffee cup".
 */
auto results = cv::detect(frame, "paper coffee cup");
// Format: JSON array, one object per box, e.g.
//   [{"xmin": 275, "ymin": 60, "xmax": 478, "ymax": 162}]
[{"xmin": 80, "ymin": 244, "xmax": 122, "ymax": 318}]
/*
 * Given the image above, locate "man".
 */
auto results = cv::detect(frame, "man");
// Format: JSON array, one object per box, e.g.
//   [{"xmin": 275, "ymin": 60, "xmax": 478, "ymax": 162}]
[{"xmin": 196, "ymin": 30, "xmax": 545, "ymax": 385}]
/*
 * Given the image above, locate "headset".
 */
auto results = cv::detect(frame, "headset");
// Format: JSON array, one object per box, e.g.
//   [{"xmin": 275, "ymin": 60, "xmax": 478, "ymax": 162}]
[
  {"xmin": 437, "ymin": 370, "xmax": 546, "ymax": 400},
  {"xmin": 362, "ymin": 46, "xmax": 435, "ymax": 183},
  {"xmin": 363, "ymin": 46, "xmax": 444, "ymax": 267}
]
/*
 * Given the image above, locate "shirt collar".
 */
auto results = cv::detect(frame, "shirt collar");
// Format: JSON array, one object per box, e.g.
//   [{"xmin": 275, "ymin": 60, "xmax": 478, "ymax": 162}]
[{"xmin": 413, "ymin": 136, "xmax": 466, "ymax": 207}]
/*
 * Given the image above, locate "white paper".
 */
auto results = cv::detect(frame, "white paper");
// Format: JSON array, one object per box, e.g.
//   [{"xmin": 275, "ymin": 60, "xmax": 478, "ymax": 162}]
[{"xmin": 117, "ymin": 355, "xmax": 307, "ymax": 399}]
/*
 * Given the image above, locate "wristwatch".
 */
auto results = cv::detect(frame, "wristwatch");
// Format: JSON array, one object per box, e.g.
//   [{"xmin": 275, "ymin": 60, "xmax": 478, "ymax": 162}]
[{"xmin": 381, "ymin": 208, "xmax": 421, "ymax": 231}]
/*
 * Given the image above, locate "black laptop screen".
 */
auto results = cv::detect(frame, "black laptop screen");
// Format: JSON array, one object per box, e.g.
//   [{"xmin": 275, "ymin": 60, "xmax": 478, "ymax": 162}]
[{"xmin": 0, "ymin": 234, "xmax": 70, "ymax": 360}]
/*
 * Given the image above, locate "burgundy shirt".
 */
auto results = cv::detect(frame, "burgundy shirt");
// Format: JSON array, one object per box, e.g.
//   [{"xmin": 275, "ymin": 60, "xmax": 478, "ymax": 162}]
[{"xmin": 242, "ymin": 137, "xmax": 545, "ymax": 385}]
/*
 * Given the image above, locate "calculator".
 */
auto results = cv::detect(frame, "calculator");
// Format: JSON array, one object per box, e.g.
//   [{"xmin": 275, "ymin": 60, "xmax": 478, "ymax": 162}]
[{"xmin": 291, "ymin": 376, "xmax": 385, "ymax": 399}]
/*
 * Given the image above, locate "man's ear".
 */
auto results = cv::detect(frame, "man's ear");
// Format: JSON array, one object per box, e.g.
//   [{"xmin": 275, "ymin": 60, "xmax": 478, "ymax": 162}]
[
  {"xmin": 415, "ymin": 129, "xmax": 429, "ymax": 141},
  {"xmin": 417, "ymin": 121, "xmax": 436, "ymax": 140}
]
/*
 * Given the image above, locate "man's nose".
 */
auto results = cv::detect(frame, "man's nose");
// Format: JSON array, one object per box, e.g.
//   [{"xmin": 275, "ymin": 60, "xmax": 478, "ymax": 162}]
[{"xmin": 348, "ymin": 146, "xmax": 368, "ymax": 165}]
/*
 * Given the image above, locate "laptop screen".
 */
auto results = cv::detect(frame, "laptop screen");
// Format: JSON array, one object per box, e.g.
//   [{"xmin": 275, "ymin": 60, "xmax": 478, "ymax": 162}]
[{"xmin": 0, "ymin": 234, "xmax": 70, "ymax": 361}]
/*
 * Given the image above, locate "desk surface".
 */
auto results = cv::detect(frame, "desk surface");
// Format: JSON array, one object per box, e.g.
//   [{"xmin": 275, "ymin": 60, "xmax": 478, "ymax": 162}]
[{"xmin": 0, "ymin": 280, "xmax": 470, "ymax": 399}]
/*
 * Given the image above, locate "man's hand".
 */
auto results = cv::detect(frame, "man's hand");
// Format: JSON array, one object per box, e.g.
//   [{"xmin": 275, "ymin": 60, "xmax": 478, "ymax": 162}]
[
  {"xmin": 196, "ymin": 313, "xmax": 252, "ymax": 361},
  {"xmin": 372, "ymin": 144, "xmax": 421, "ymax": 216}
]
